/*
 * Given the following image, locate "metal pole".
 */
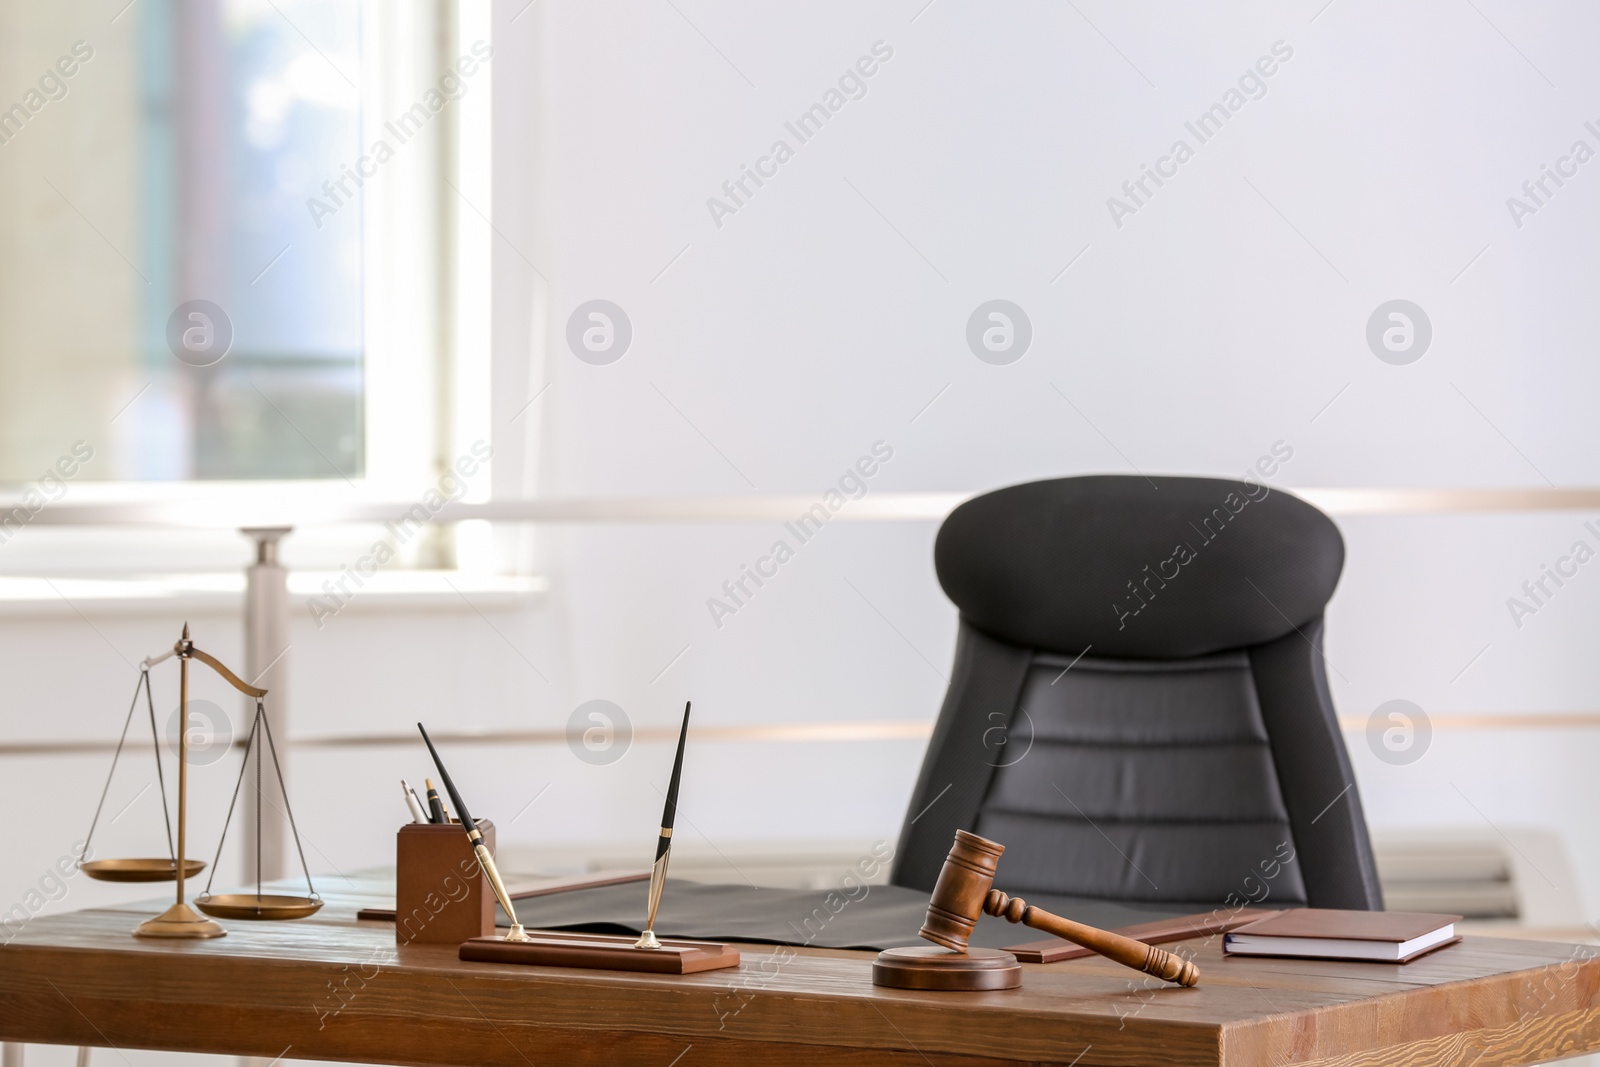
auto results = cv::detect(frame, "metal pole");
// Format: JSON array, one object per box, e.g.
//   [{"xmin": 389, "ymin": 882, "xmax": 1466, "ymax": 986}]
[
  {"xmin": 177, "ymin": 640, "xmax": 189, "ymax": 905},
  {"xmin": 241, "ymin": 528, "xmax": 291, "ymax": 884}
]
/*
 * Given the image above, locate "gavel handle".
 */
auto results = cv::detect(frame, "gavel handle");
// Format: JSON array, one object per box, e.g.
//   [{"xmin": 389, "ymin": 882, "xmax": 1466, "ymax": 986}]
[{"xmin": 985, "ymin": 891, "xmax": 1200, "ymax": 987}]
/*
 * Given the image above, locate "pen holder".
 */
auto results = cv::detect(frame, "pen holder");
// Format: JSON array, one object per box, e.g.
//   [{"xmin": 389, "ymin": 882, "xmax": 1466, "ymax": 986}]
[{"xmin": 394, "ymin": 820, "xmax": 497, "ymax": 945}]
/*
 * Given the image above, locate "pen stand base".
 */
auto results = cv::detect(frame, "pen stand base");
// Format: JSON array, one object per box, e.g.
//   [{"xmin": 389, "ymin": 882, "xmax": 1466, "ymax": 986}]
[
  {"xmin": 461, "ymin": 930, "xmax": 740, "ymax": 974},
  {"xmin": 872, "ymin": 946, "xmax": 1021, "ymax": 991}
]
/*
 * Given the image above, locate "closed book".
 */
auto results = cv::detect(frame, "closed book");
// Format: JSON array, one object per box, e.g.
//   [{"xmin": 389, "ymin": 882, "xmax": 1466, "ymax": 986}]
[{"xmin": 1224, "ymin": 908, "xmax": 1462, "ymax": 963}]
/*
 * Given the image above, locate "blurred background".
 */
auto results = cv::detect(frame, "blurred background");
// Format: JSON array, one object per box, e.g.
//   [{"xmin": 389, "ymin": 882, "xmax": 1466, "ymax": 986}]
[{"xmin": 3, "ymin": 0, "xmax": 1599, "ymax": 1062}]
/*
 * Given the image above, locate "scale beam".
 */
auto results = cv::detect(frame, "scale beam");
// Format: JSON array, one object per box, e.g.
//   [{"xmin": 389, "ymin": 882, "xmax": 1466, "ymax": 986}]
[{"xmin": 186, "ymin": 645, "xmax": 267, "ymax": 698}]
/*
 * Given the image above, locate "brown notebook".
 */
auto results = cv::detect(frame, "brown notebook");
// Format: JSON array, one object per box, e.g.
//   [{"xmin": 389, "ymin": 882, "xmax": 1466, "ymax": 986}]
[
  {"xmin": 1006, "ymin": 908, "xmax": 1277, "ymax": 963},
  {"xmin": 1223, "ymin": 908, "xmax": 1463, "ymax": 963}
]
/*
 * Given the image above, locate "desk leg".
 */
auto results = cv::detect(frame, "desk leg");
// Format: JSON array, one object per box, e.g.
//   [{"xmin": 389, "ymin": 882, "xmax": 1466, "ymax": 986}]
[
  {"xmin": 75, "ymin": 1049, "xmax": 88, "ymax": 1067},
  {"xmin": 1, "ymin": 1043, "xmax": 20, "ymax": 1067}
]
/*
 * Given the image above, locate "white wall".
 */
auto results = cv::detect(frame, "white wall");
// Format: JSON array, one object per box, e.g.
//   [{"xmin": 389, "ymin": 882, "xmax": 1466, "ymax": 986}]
[{"xmin": 490, "ymin": 0, "xmax": 1600, "ymax": 916}]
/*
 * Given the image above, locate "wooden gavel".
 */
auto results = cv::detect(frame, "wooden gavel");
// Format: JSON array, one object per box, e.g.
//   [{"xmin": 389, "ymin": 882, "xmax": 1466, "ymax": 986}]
[{"xmin": 920, "ymin": 829, "xmax": 1199, "ymax": 987}]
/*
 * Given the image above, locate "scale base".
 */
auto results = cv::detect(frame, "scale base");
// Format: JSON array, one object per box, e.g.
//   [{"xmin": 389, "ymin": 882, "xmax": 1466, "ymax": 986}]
[
  {"xmin": 872, "ymin": 946, "xmax": 1021, "ymax": 991},
  {"xmin": 134, "ymin": 901, "xmax": 227, "ymax": 940}
]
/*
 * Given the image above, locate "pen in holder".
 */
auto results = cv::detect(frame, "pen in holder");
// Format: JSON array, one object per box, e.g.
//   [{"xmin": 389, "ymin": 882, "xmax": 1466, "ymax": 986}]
[{"xmin": 417, "ymin": 725, "xmax": 530, "ymax": 943}]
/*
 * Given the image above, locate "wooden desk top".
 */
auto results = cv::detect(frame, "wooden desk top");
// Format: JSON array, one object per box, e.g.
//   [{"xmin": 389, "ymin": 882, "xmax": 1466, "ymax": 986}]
[{"xmin": 3, "ymin": 877, "xmax": 1598, "ymax": 1067}]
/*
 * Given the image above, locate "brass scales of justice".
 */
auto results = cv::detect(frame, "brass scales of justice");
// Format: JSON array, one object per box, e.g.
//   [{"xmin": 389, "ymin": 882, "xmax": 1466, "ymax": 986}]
[{"xmin": 78, "ymin": 624, "xmax": 321, "ymax": 938}]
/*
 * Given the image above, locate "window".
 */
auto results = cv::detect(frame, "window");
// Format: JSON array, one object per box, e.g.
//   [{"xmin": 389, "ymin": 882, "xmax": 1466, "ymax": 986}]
[
  {"xmin": 0, "ymin": 0, "xmax": 487, "ymax": 492},
  {"xmin": 143, "ymin": 0, "xmax": 367, "ymax": 480},
  {"xmin": 0, "ymin": 0, "xmax": 493, "ymax": 573}
]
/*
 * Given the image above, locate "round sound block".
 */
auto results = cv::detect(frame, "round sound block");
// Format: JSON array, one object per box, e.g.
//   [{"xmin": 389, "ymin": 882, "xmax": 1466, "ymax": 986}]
[{"xmin": 872, "ymin": 946, "xmax": 1022, "ymax": 991}]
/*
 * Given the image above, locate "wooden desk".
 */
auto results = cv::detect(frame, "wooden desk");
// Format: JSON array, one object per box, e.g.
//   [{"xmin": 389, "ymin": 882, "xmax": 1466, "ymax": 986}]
[{"xmin": 2, "ymin": 878, "xmax": 1598, "ymax": 1067}]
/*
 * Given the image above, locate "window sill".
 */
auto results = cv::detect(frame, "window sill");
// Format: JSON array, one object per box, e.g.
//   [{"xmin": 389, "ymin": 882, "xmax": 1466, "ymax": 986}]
[{"xmin": 0, "ymin": 571, "xmax": 546, "ymax": 617}]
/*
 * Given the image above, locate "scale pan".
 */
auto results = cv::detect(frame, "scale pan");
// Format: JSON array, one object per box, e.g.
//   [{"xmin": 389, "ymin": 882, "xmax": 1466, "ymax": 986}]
[
  {"xmin": 81, "ymin": 858, "xmax": 206, "ymax": 883},
  {"xmin": 195, "ymin": 894, "xmax": 323, "ymax": 921}
]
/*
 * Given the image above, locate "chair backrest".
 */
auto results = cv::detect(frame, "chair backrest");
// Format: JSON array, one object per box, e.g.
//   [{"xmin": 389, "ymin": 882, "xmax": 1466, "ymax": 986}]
[{"xmin": 891, "ymin": 475, "xmax": 1383, "ymax": 911}]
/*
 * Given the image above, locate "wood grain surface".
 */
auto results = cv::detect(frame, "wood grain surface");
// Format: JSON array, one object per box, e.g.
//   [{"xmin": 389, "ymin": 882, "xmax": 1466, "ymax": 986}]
[{"xmin": 1, "ymin": 875, "xmax": 1597, "ymax": 1067}]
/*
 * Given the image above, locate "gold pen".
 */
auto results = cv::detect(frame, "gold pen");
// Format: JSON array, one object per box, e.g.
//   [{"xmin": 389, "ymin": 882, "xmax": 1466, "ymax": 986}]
[
  {"xmin": 417, "ymin": 724, "xmax": 531, "ymax": 942},
  {"xmin": 424, "ymin": 779, "xmax": 446, "ymax": 824},
  {"xmin": 637, "ymin": 701, "xmax": 692, "ymax": 950}
]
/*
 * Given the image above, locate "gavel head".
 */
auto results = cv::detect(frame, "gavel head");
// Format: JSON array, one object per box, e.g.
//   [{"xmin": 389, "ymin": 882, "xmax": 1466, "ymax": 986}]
[{"xmin": 918, "ymin": 829, "xmax": 1005, "ymax": 952}]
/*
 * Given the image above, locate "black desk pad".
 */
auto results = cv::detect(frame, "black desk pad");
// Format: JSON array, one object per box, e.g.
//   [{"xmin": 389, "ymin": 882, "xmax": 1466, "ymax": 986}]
[{"xmin": 502, "ymin": 880, "xmax": 1214, "ymax": 951}]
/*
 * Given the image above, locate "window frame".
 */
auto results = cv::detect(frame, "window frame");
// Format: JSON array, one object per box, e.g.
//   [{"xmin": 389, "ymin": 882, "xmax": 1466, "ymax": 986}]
[{"xmin": 0, "ymin": 0, "xmax": 494, "ymax": 577}]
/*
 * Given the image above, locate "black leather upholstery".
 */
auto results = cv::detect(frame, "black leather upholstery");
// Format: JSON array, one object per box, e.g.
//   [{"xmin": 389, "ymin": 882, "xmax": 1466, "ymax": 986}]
[
  {"xmin": 892, "ymin": 475, "xmax": 1383, "ymax": 912},
  {"xmin": 933, "ymin": 474, "xmax": 1343, "ymax": 658}
]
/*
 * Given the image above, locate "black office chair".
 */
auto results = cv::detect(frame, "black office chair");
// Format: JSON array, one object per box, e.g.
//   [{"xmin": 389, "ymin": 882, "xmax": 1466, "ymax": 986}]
[{"xmin": 892, "ymin": 475, "xmax": 1383, "ymax": 915}]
